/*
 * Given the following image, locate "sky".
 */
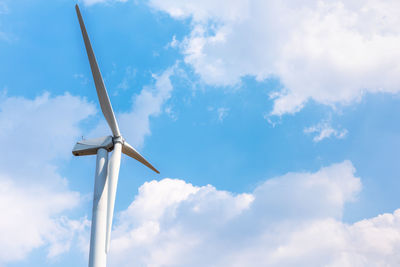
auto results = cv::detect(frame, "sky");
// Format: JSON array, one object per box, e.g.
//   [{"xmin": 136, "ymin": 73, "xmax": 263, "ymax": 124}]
[{"xmin": 1, "ymin": 0, "xmax": 400, "ymax": 266}]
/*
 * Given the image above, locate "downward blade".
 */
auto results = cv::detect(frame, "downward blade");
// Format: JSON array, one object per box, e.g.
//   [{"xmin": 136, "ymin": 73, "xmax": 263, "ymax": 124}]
[
  {"xmin": 122, "ymin": 141, "xmax": 160, "ymax": 174},
  {"xmin": 105, "ymin": 143, "xmax": 122, "ymax": 253},
  {"xmin": 75, "ymin": 4, "xmax": 120, "ymax": 137}
]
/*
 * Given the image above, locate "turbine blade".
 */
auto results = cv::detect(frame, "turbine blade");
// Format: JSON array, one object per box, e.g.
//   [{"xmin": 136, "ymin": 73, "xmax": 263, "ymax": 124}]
[
  {"xmin": 105, "ymin": 142, "xmax": 122, "ymax": 253},
  {"xmin": 122, "ymin": 141, "xmax": 160, "ymax": 174},
  {"xmin": 75, "ymin": 4, "xmax": 120, "ymax": 137}
]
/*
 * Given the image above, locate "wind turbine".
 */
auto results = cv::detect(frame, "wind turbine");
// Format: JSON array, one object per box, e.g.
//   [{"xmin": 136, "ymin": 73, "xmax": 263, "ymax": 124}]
[{"xmin": 72, "ymin": 4, "xmax": 159, "ymax": 267}]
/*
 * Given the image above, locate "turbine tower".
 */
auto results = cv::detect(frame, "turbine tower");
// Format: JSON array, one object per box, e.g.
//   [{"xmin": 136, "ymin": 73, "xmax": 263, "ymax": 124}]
[{"xmin": 72, "ymin": 5, "xmax": 159, "ymax": 267}]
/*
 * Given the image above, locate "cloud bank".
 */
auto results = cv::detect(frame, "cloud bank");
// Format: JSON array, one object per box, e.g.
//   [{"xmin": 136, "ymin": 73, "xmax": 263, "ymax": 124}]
[
  {"xmin": 2, "ymin": 93, "xmax": 398, "ymax": 266},
  {"xmin": 150, "ymin": 0, "xmax": 400, "ymax": 115},
  {"xmin": 108, "ymin": 161, "xmax": 400, "ymax": 267},
  {"xmin": 0, "ymin": 92, "xmax": 94, "ymax": 263}
]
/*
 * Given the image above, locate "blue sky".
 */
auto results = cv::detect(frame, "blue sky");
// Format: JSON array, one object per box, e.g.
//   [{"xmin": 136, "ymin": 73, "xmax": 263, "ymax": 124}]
[{"xmin": 2, "ymin": 0, "xmax": 400, "ymax": 266}]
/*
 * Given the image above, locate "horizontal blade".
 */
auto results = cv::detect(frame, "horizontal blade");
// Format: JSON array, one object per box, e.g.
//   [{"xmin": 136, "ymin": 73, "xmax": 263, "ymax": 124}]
[
  {"xmin": 75, "ymin": 4, "xmax": 121, "ymax": 137},
  {"xmin": 122, "ymin": 141, "xmax": 160, "ymax": 174},
  {"xmin": 105, "ymin": 143, "xmax": 122, "ymax": 253}
]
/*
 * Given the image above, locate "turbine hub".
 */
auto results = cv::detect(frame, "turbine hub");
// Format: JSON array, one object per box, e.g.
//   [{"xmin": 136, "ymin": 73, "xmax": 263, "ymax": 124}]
[{"xmin": 113, "ymin": 136, "xmax": 124, "ymax": 145}]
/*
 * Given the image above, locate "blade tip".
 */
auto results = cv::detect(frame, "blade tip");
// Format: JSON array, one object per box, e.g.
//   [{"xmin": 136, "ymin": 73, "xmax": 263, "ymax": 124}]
[{"xmin": 75, "ymin": 4, "xmax": 81, "ymax": 15}]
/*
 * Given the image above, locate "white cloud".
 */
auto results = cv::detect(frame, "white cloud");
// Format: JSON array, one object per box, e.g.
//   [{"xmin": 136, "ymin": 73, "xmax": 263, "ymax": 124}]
[
  {"xmin": 304, "ymin": 121, "xmax": 348, "ymax": 142},
  {"xmin": 0, "ymin": 92, "xmax": 95, "ymax": 166},
  {"xmin": 119, "ymin": 67, "xmax": 174, "ymax": 147},
  {"xmin": 149, "ymin": 0, "xmax": 400, "ymax": 115},
  {"xmin": 0, "ymin": 92, "xmax": 95, "ymax": 263},
  {"xmin": 104, "ymin": 161, "xmax": 400, "ymax": 266},
  {"xmin": 91, "ymin": 67, "xmax": 175, "ymax": 148},
  {"xmin": 0, "ymin": 176, "xmax": 88, "ymax": 262}
]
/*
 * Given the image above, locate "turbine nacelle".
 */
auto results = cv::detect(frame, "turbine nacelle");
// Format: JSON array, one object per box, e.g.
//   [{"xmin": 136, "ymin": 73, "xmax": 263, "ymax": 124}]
[
  {"xmin": 72, "ymin": 136, "xmax": 114, "ymax": 156},
  {"xmin": 73, "ymin": 135, "xmax": 159, "ymax": 174}
]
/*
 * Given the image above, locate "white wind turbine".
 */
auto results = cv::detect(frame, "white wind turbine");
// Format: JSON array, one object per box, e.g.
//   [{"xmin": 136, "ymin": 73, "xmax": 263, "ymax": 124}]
[{"xmin": 72, "ymin": 4, "xmax": 159, "ymax": 267}]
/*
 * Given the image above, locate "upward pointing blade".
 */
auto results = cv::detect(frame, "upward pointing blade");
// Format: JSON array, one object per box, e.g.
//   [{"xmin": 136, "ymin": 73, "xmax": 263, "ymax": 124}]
[
  {"xmin": 122, "ymin": 141, "xmax": 160, "ymax": 174},
  {"xmin": 75, "ymin": 4, "xmax": 120, "ymax": 137}
]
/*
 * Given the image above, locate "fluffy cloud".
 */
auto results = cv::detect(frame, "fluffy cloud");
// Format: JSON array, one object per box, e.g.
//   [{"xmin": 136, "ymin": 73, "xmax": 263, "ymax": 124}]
[
  {"xmin": 0, "ymin": 176, "xmax": 88, "ymax": 262},
  {"xmin": 118, "ymin": 68, "xmax": 174, "ymax": 147},
  {"xmin": 150, "ymin": 0, "xmax": 400, "ymax": 115},
  {"xmin": 105, "ymin": 161, "xmax": 400, "ymax": 266},
  {"xmin": 0, "ymin": 92, "xmax": 95, "ymax": 166},
  {"xmin": 0, "ymin": 92, "xmax": 95, "ymax": 263}
]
